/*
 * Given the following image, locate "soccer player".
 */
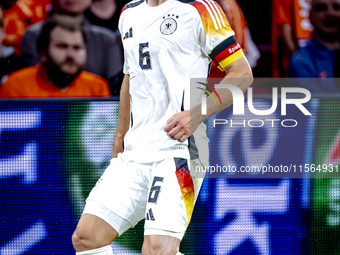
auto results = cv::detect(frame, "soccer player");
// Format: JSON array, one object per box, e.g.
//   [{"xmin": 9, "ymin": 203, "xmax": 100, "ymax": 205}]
[{"xmin": 72, "ymin": 0, "xmax": 253, "ymax": 254}]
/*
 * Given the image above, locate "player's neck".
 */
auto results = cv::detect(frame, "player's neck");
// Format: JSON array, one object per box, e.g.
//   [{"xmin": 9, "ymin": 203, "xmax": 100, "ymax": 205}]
[{"xmin": 146, "ymin": 0, "xmax": 168, "ymax": 7}]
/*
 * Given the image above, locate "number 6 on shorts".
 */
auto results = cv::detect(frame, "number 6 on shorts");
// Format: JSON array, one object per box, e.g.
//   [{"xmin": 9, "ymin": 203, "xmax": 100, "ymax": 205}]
[{"xmin": 148, "ymin": 176, "xmax": 164, "ymax": 204}]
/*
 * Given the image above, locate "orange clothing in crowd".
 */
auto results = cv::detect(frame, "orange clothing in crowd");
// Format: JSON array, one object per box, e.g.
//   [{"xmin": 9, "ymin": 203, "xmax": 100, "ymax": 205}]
[
  {"xmin": 209, "ymin": 0, "xmax": 249, "ymax": 79},
  {"xmin": 279, "ymin": 0, "xmax": 312, "ymax": 43},
  {"xmin": 1, "ymin": 0, "xmax": 51, "ymax": 55},
  {"xmin": 272, "ymin": 0, "xmax": 312, "ymax": 77},
  {"xmin": 218, "ymin": 0, "xmax": 248, "ymax": 52},
  {"xmin": 0, "ymin": 65, "xmax": 111, "ymax": 98}
]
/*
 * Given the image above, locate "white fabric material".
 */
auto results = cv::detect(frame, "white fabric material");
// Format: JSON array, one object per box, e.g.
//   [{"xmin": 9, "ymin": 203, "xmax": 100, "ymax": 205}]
[
  {"xmin": 85, "ymin": 156, "xmax": 193, "ymax": 235},
  {"xmin": 76, "ymin": 245, "xmax": 113, "ymax": 255},
  {"xmin": 118, "ymin": 0, "xmax": 234, "ymax": 163},
  {"xmin": 83, "ymin": 200, "xmax": 132, "ymax": 236},
  {"xmin": 144, "ymin": 228, "xmax": 184, "ymax": 240},
  {"xmin": 84, "ymin": 158, "xmax": 207, "ymax": 240}
]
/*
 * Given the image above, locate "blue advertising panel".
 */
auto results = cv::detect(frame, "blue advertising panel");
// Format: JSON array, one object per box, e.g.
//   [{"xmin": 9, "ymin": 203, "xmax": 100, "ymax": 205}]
[
  {"xmin": 0, "ymin": 99, "xmax": 321, "ymax": 254},
  {"xmin": 0, "ymin": 102, "xmax": 75, "ymax": 254},
  {"xmin": 186, "ymin": 100, "xmax": 318, "ymax": 254},
  {"xmin": 205, "ymin": 100, "xmax": 318, "ymax": 179}
]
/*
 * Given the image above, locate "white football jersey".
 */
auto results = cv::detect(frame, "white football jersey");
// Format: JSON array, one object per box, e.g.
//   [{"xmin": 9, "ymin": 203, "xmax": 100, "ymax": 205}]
[{"xmin": 119, "ymin": 0, "xmax": 244, "ymax": 163}]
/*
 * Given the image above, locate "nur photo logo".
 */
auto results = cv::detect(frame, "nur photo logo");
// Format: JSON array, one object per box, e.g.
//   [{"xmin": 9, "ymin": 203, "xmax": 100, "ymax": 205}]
[{"xmin": 198, "ymin": 84, "xmax": 312, "ymax": 128}]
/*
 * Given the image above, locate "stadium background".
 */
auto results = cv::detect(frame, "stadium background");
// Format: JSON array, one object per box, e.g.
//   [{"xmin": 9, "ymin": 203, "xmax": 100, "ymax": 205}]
[{"xmin": 1, "ymin": 95, "xmax": 339, "ymax": 254}]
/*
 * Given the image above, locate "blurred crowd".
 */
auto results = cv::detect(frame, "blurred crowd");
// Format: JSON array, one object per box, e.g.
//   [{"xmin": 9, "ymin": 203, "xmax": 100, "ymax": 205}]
[
  {"xmin": 0, "ymin": 0, "xmax": 127, "ymax": 98},
  {"xmin": 0, "ymin": 0, "xmax": 339, "ymax": 98},
  {"xmin": 273, "ymin": 0, "xmax": 340, "ymax": 93}
]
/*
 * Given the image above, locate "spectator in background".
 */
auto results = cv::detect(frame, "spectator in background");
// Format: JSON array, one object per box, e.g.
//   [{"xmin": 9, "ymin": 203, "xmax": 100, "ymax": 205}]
[
  {"xmin": 0, "ymin": 0, "xmax": 16, "ymax": 61},
  {"xmin": 21, "ymin": 0, "xmax": 124, "ymax": 95},
  {"xmin": 85, "ymin": 0, "xmax": 128, "ymax": 31},
  {"xmin": 0, "ymin": 7, "xmax": 19, "ymax": 79},
  {"xmin": 0, "ymin": 18, "xmax": 110, "ymax": 98},
  {"xmin": 217, "ymin": 0, "xmax": 260, "ymax": 68},
  {"xmin": 0, "ymin": 8, "xmax": 3, "ymax": 48},
  {"xmin": 272, "ymin": 0, "xmax": 312, "ymax": 77},
  {"xmin": 209, "ymin": 0, "xmax": 260, "ymax": 80},
  {"xmin": 0, "ymin": 0, "xmax": 51, "ymax": 55},
  {"xmin": 289, "ymin": 0, "xmax": 340, "ymax": 93}
]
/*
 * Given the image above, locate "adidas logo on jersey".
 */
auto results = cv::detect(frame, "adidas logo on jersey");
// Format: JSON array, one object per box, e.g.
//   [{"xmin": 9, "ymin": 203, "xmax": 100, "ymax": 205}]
[
  {"xmin": 123, "ymin": 27, "xmax": 133, "ymax": 39},
  {"xmin": 228, "ymin": 43, "xmax": 241, "ymax": 54}
]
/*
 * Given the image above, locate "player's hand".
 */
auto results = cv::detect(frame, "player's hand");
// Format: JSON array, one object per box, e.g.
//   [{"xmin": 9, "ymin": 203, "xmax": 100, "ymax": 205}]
[
  {"xmin": 164, "ymin": 110, "xmax": 191, "ymax": 142},
  {"xmin": 112, "ymin": 137, "xmax": 123, "ymax": 158}
]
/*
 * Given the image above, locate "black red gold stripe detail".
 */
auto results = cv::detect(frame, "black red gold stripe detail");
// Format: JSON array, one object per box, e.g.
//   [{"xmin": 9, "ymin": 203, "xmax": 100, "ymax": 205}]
[
  {"xmin": 174, "ymin": 158, "xmax": 195, "ymax": 227},
  {"xmin": 209, "ymin": 35, "xmax": 237, "ymax": 60},
  {"xmin": 215, "ymin": 42, "xmax": 241, "ymax": 63}
]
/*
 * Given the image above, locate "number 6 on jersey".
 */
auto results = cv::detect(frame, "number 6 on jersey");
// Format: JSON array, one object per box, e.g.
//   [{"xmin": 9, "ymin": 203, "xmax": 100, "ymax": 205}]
[{"xmin": 139, "ymin": 42, "xmax": 152, "ymax": 70}]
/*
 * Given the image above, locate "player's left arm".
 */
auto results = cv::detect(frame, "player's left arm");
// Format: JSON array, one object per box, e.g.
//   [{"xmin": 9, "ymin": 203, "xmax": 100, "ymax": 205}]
[
  {"xmin": 200, "ymin": 54, "xmax": 253, "ymax": 118},
  {"xmin": 165, "ymin": 56, "xmax": 253, "ymax": 142},
  {"xmin": 112, "ymin": 74, "xmax": 130, "ymax": 158}
]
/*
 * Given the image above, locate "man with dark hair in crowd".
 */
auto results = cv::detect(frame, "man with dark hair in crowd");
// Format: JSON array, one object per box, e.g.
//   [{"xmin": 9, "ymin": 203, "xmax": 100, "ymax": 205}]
[
  {"xmin": 0, "ymin": 18, "xmax": 110, "ymax": 98},
  {"xmin": 289, "ymin": 0, "xmax": 340, "ymax": 92},
  {"xmin": 21, "ymin": 0, "xmax": 124, "ymax": 95}
]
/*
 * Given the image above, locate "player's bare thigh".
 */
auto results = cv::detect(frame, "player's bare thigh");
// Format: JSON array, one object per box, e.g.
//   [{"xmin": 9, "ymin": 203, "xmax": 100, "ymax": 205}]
[
  {"xmin": 72, "ymin": 213, "xmax": 118, "ymax": 252},
  {"xmin": 142, "ymin": 235, "xmax": 181, "ymax": 255}
]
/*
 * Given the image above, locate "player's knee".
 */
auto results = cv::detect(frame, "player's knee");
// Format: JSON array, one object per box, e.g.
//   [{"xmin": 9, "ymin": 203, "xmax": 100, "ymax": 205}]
[
  {"xmin": 72, "ymin": 228, "xmax": 98, "ymax": 252},
  {"xmin": 72, "ymin": 214, "xmax": 119, "ymax": 252},
  {"xmin": 72, "ymin": 228, "xmax": 87, "ymax": 252}
]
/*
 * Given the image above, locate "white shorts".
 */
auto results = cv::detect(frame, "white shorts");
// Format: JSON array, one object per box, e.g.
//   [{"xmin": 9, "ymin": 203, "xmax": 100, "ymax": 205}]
[{"xmin": 83, "ymin": 155, "xmax": 204, "ymax": 240}]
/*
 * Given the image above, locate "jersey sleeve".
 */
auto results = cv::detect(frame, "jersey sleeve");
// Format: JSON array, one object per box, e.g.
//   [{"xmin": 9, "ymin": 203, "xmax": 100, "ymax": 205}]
[{"xmin": 191, "ymin": 0, "xmax": 244, "ymax": 70}]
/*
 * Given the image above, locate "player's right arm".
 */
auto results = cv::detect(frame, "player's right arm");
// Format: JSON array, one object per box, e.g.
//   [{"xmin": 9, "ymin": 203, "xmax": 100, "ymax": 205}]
[
  {"xmin": 112, "ymin": 74, "xmax": 130, "ymax": 158},
  {"xmin": 112, "ymin": 6, "xmax": 131, "ymax": 158}
]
